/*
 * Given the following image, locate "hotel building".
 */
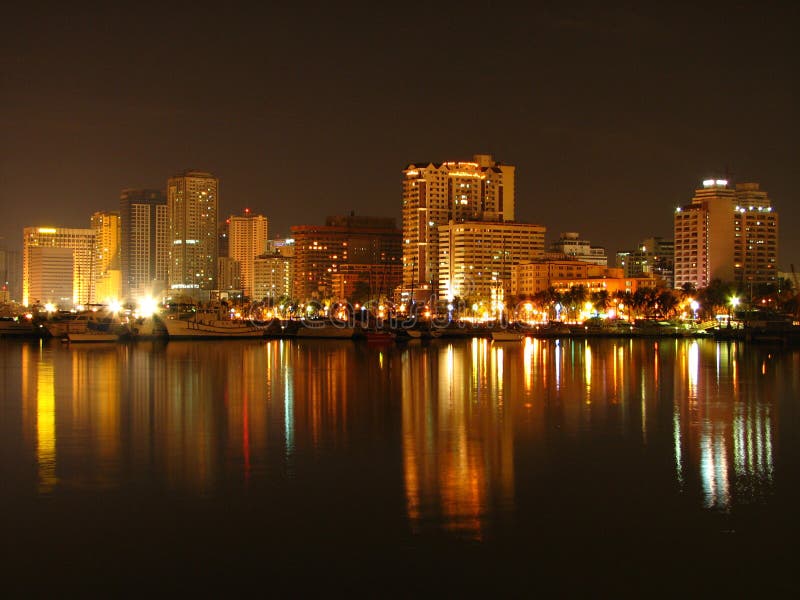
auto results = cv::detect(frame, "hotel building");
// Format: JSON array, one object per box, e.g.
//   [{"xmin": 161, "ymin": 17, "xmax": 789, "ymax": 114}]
[
  {"xmin": 228, "ymin": 210, "xmax": 269, "ymax": 299},
  {"xmin": 402, "ymin": 154, "xmax": 515, "ymax": 300},
  {"xmin": 22, "ymin": 227, "xmax": 95, "ymax": 307},
  {"xmin": 91, "ymin": 211, "xmax": 122, "ymax": 303},
  {"xmin": 438, "ymin": 220, "xmax": 546, "ymax": 302},
  {"xmin": 674, "ymin": 180, "xmax": 778, "ymax": 289},
  {"xmin": 120, "ymin": 188, "xmax": 168, "ymax": 301},
  {"xmin": 167, "ymin": 170, "xmax": 219, "ymax": 294}
]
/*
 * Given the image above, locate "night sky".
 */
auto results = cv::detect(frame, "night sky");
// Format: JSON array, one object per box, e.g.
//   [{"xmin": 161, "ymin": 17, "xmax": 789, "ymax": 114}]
[{"xmin": 2, "ymin": 2, "xmax": 798, "ymax": 266}]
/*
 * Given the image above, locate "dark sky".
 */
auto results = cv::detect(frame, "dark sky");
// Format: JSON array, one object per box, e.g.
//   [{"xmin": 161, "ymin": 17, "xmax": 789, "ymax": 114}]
[{"xmin": 2, "ymin": 2, "xmax": 798, "ymax": 265}]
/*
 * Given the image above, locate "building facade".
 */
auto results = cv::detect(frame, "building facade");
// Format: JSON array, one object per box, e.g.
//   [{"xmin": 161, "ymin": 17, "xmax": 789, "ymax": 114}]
[
  {"xmin": 228, "ymin": 211, "xmax": 269, "ymax": 298},
  {"xmin": 253, "ymin": 253, "xmax": 293, "ymax": 301},
  {"xmin": 0, "ymin": 240, "xmax": 22, "ymax": 303},
  {"xmin": 120, "ymin": 188, "xmax": 168, "ymax": 301},
  {"xmin": 291, "ymin": 215, "xmax": 402, "ymax": 302},
  {"xmin": 549, "ymin": 232, "xmax": 608, "ymax": 266},
  {"xmin": 22, "ymin": 227, "xmax": 95, "ymax": 307},
  {"xmin": 732, "ymin": 183, "xmax": 779, "ymax": 287},
  {"xmin": 511, "ymin": 259, "xmax": 650, "ymax": 297},
  {"xmin": 402, "ymin": 154, "xmax": 515, "ymax": 300},
  {"xmin": 438, "ymin": 220, "xmax": 546, "ymax": 302},
  {"xmin": 217, "ymin": 256, "xmax": 242, "ymax": 295},
  {"xmin": 167, "ymin": 170, "xmax": 219, "ymax": 294},
  {"xmin": 674, "ymin": 179, "xmax": 778, "ymax": 289},
  {"xmin": 27, "ymin": 247, "xmax": 74, "ymax": 307},
  {"xmin": 91, "ymin": 211, "xmax": 122, "ymax": 303},
  {"xmin": 616, "ymin": 236, "xmax": 674, "ymax": 288}
]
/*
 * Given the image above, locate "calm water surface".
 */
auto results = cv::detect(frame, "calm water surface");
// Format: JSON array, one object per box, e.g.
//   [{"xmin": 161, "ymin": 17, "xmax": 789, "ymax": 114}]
[{"xmin": 1, "ymin": 337, "xmax": 798, "ymax": 593}]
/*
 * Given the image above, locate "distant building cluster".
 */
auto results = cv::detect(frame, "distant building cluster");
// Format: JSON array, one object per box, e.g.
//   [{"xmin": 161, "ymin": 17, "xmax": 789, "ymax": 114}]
[{"xmin": 5, "ymin": 158, "xmax": 782, "ymax": 311}]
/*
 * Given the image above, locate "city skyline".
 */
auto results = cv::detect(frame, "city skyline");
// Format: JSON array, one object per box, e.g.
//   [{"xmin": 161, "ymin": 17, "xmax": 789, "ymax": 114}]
[{"xmin": 2, "ymin": 4, "xmax": 797, "ymax": 266}]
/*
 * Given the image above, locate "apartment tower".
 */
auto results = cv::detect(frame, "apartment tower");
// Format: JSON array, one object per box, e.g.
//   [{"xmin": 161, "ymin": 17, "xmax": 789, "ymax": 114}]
[
  {"xmin": 167, "ymin": 170, "xmax": 219, "ymax": 294},
  {"xmin": 228, "ymin": 210, "xmax": 269, "ymax": 298},
  {"xmin": 91, "ymin": 211, "xmax": 122, "ymax": 303},
  {"xmin": 120, "ymin": 188, "xmax": 168, "ymax": 301}
]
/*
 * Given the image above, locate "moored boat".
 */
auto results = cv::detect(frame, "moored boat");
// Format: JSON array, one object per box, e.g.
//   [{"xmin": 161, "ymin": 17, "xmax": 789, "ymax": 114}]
[
  {"xmin": 65, "ymin": 331, "xmax": 121, "ymax": 343},
  {"xmin": 162, "ymin": 313, "xmax": 266, "ymax": 339}
]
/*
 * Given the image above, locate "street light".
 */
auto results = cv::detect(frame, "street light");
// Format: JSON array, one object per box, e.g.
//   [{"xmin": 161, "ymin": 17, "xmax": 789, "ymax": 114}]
[{"xmin": 690, "ymin": 300, "xmax": 700, "ymax": 321}]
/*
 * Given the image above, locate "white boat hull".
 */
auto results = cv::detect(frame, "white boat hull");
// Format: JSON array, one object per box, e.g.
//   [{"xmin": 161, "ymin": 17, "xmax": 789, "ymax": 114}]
[{"xmin": 163, "ymin": 317, "xmax": 265, "ymax": 339}]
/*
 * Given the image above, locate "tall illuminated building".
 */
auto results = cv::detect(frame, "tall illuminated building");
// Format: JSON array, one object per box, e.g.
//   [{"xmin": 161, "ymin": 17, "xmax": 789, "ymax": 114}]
[
  {"xmin": 732, "ymin": 183, "xmax": 779, "ymax": 287},
  {"xmin": 438, "ymin": 221, "xmax": 545, "ymax": 302},
  {"xmin": 674, "ymin": 179, "xmax": 778, "ymax": 289},
  {"xmin": 120, "ymin": 189, "xmax": 168, "ymax": 301},
  {"xmin": 167, "ymin": 170, "xmax": 219, "ymax": 295},
  {"xmin": 228, "ymin": 210, "xmax": 269, "ymax": 299},
  {"xmin": 23, "ymin": 227, "xmax": 95, "ymax": 307},
  {"xmin": 253, "ymin": 253, "xmax": 293, "ymax": 301},
  {"xmin": 402, "ymin": 154, "xmax": 515, "ymax": 301},
  {"xmin": 91, "ymin": 211, "xmax": 122, "ymax": 303}
]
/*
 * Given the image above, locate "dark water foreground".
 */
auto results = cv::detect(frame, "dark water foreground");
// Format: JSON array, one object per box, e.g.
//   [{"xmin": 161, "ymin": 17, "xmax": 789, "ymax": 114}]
[{"xmin": 1, "ymin": 338, "xmax": 798, "ymax": 594}]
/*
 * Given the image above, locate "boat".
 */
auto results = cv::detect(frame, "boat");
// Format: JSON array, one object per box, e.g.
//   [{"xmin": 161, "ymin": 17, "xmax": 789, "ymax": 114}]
[
  {"xmin": 65, "ymin": 332, "xmax": 121, "ymax": 343},
  {"xmin": 296, "ymin": 320, "xmax": 355, "ymax": 339},
  {"xmin": 0, "ymin": 316, "xmax": 39, "ymax": 337},
  {"xmin": 162, "ymin": 313, "xmax": 266, "ymax": 339},
  {"xmin": 491, "ymin": 330, "xmax": 525, "ymax": 341},
  {"xmin": 45, "ymin": 310, "xmax": 129, "ymax": 339},
  {"xmin": 129, "ymin": 315, "xmax": 168, "ymax": 340}
]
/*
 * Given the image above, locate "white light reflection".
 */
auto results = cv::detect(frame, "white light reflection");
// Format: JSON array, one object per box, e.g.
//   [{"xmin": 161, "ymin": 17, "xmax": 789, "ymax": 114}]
[
  {"xmin": 673, "ymin": 407, "xmax": 683, "ymax": 486},
  {"xmin": 554, "ymin": 340, "xmax": 561, "ymax": 391},
  {"xmin": 688, "ymin": 341, "xmax": 699, "ymax": 399},
  {"xmin": 700, "ymin": 422, "xmax": 730, "ymax": 509},
  {"xmin": 584, "ymin": 343, "xmax": 592, "ymax": 400},
  {"xmin": 523, "ymin": 337, "xmax": 533, "ymax": 393}
]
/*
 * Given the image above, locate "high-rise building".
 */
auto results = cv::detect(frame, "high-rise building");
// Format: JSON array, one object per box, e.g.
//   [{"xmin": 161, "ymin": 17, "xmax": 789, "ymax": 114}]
[
  {"xmin": 674, "ymin": 179, "xmax": 778, "ymax": 289},
  {"xmin": 23, "ymin": 227, "xmax": 95, "ymax": 307},
  {"xmin": 0, "ymin": 239, "xmax": 22, "ymax": 303},
  {"xmin": 253, "ymin": 253, "xmax": 293, "ymax": 301},
  {"xmin": 291, "ymin": 215, "xmax": 402, "ymax": 302},
  {"xmin": 91, "ymin": 211, "xmax": 122, "ymax": 303},
  {"xmin": 120, "ymin": 189, "xmax": 168, "ymax": 301},
  {"xmin": 616, "ymin": 236, "xmax": 674, "ymax": 288},
  {"xmin": 27, "ymin": 247, "xmax": 74, "ymax": 307},
  {"xmin": 228, "ymin": 210, "xmax": 269, "ymax": 298},
  {"xmin": 438, "ymin": 220, "xmax": 546, "ymax": 302},
  {"xmin": 167, "ymin": 170, "xmax": 219, "ymax": 294},
  {"xmin": 402, "ymin": 154, "xmax": 515, "ymax": 299},
  {"xmin": 549, "ymin": 232, "xmax": 608, "ymax": 267},
  {"xmin": 733, "ymin": 183, "xmax": 779, "ymax": 287},
  {"xmin": 217, "ymin": 256, "xmax": 242, "ymax": 295}
]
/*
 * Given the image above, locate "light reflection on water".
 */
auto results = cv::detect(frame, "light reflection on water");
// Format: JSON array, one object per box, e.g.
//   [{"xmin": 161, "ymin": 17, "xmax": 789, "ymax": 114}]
[{"xmin": 0, "ymin": 337, "xmax": 794, "ymax": 537}]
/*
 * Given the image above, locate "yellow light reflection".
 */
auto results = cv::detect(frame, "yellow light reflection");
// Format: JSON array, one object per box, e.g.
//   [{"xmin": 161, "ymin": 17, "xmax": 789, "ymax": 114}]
[
  {"xmin": 523, "ymin": 337, "xmax": 533, "ymax": 393},
  {"xmin": 37, "ymin": 357, "xmax": 56, "ymax": 493}
]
